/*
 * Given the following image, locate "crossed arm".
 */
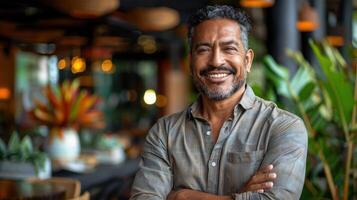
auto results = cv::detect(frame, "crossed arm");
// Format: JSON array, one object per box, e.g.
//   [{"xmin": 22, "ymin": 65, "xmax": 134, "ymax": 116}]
[
  {"xmin": 130, "ymin": 118, "xmax": 307, "ymax": 200},
  {"xmin": 167, "ymin": 165, "xmax": 277, "ymax": 200}
]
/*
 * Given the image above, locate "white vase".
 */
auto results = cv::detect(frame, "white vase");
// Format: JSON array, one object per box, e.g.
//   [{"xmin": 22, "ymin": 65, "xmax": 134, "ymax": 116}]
[{"xmin": 47, "ymin": 128, "xmax": 80, "ymax": 162}]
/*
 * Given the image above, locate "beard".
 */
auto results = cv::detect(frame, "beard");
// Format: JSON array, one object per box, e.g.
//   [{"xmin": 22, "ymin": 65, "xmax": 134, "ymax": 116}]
[{"xmin": 192, "ymin": 65, "xmax": 246, "ymax": 101}]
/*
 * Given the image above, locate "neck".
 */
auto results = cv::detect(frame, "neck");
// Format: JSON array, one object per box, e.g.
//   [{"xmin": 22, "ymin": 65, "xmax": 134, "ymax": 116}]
[{"xmin": 200, "ymin": 85, "xmax": 246, "ymax": 122}]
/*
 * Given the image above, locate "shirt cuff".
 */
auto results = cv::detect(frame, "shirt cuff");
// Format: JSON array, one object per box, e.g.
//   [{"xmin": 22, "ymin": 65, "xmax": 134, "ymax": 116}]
[{"xmin": 232, "ymin": 191, "xmax": 254, "ymax": 200}]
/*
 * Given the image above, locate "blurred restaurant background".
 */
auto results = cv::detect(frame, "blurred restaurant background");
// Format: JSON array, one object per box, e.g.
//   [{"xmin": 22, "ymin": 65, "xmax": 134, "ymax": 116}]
[{"xmin": 0, "ymin": 0, "xmax": 355, "ymax": 200}]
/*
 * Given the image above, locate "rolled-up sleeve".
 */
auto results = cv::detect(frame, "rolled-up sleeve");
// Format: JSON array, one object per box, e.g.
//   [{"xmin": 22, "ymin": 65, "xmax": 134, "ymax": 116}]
[
  {"xmin": 130, "ymin": 119, "xmax": 173, "ymax": 200},
  {"xmin": 233, "ymin": 118, "xmax": 308, "ymax": 200}
]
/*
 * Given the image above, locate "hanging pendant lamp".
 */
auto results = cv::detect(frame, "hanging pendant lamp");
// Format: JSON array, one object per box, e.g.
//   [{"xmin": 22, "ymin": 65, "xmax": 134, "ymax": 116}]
[
  {"xmin": 45, "ymin": 0, "xmax": 119, "ymax": 18},
  {"xmin": 296, "ymin": 2, "xmax": 320, "ymax": 32},
  {"xmin": 240, "ymin": 0, "xmax": 275, "ymax": 8}
]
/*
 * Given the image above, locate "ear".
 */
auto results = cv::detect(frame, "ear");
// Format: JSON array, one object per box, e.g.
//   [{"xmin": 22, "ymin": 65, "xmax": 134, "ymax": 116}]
[
  {"xmin": 245, "ymin": 49, "xmax": 254, "ymax": 73},
  {"xmin": 189, "ymin": 54, "xmax": 194, "ymax": 76}
]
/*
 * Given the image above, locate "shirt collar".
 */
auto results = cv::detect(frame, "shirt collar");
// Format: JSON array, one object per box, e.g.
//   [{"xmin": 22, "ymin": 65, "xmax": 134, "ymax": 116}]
[
  {"xmin": 187, "ymin": 85, "xmax": 256, "ymax": 120},
  {"xmin": 187, "ymin": 96, "xmax": 202, "ymax": 120},
  {"xmin": 239, "ymin": 85, "xmax": 255, "ymax": 110}
]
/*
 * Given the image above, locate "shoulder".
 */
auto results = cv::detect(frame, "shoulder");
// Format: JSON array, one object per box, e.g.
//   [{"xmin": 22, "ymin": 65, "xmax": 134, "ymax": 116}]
[
  {"xmin": 149, "ymin": 108, "xmax": 189, "ymax": 134},
  {"xmin": 253, "ymin": 96, "xmax": 307, "ymax": 141},
  {"xmin": 254, "ymin": 96, "xmax": 302, "ymax": 124}
]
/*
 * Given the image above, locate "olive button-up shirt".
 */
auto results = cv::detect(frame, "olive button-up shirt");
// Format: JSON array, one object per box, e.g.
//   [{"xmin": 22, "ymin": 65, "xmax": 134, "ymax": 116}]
[{"xmin": 130, "ymin": 86, "xmax": 308, "ymax": 200}]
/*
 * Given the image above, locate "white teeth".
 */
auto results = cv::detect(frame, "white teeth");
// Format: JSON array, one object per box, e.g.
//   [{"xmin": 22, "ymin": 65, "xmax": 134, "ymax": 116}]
[{"xmin": 207, "ymin": 73, "xmax": 228, "ymax": 78}]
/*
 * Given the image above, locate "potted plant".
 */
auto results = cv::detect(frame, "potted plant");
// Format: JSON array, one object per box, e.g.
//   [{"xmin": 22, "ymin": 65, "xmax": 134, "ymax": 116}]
[
  {"xmin": 0, "ymin": 132, "xmax": 50, "ymax": 179},
  {"xmin": 30, "ymin": 79, "xmax": 105, "ymax": 162},
  {"xmin": 261, "ymin": 40, "xmax": 356, "ymax": 200}
]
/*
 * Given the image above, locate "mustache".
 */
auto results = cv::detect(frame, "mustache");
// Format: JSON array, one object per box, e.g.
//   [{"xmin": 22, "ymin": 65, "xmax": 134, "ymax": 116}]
[{"xmin": 199, "ymin": 65, "xmax": 237, "ymax": 76}]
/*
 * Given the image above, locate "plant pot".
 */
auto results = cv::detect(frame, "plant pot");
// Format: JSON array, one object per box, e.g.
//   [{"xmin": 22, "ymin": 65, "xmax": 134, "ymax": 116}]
[
  {"xmin": 0, "ymin": 159, "xmax": 51, "ymax": 180},
  {"xmin": 46, "ymin": 128, "xmax": 80, "ymax": 163}
]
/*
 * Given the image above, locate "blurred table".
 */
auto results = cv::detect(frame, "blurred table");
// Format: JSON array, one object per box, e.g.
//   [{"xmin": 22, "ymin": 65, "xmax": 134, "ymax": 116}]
[
  {"xmin": 53, "ymin": 158, "xmax": 140, "ymax": 198},
  {"xmin": 0, "ymin": 179, "xmax": 66, "ymax": 200}
]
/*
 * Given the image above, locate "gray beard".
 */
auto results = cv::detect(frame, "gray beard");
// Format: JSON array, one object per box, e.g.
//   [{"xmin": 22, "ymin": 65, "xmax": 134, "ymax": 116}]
[{"xmin": 193, "ymin": 76, "xmax": 246, "ymax": 101}]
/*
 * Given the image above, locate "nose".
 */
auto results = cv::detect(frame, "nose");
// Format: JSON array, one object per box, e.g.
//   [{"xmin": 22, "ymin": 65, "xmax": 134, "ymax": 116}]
[{"xmin": 208, "ymin": 48, "xmax": 225, "ymax": 67}]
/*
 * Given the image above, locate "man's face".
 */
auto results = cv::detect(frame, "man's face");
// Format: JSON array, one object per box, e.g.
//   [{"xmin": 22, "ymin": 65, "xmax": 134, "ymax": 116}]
[{"xmin": 190, "ymin": 19, "xmax": 254, "ymax": 101}]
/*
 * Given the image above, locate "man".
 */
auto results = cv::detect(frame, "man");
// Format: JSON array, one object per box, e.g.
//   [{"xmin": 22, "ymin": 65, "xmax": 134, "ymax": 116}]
[{"xmin": 130, "ymin": 5, "xmax": 307, "ymax": 200}]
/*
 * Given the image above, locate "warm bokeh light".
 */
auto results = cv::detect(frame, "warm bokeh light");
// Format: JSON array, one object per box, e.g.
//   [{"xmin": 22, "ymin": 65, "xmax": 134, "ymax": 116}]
[
  {"xmin": 101, "ymin": 59, "xmax": 115, "ymax": 73},
  {"xmin": 58, "ymin": 58, "xmax": 67, "ymax": 70},
  {"xmin": 0, "ymin": 88, "xmax": 10, "ymax": 100},
  {"xmin": 326, "ymin": 36, "xmax": 344, "ymax": 47},
  {"xmin": 143, "ymin": 89, "xmax": 157, "ymax": 105},
  {"xmin": 297, "ymin": 2, "xmax": 319, "ymax": 32},
  {"xmin": 138, "ymin": 35, "xmax": 157, "ymax": 54},
  {"xmin": 240, "ymin": 0, "xmax": 274, "ymax": 8},
  {"xmin": 71, "ymin": 56, "xmax": 86, "ymax": 73},
  {"xmin": 156, "ymin": 94, "xmax": 167, "ymax": 108},
  {"xmin": 296, "ymin": 21, "xmax": 319, "ymax": 32}
]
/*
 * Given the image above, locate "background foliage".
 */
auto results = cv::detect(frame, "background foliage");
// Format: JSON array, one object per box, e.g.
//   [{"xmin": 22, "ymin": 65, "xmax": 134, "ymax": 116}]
[{"xmin": 254, "ymin": 41, "xmax": 356, "ymax": 200}]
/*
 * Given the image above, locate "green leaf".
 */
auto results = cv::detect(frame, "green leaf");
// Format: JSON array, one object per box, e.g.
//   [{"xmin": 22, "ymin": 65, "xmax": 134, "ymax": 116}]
[
  {"xmin": 291, "ymin": 65, "xmax": 313, "ymax": 95},
  {"xmin": 266, "ymin": 87, "xmax": 277, "ymax": 102},
  {"xmin": 265, "ymin": 69, "xmax": 290, "ymax": 98},
  {"xmin": 310, "ymin": 40, "xmax": 354, "ymax": 128},
  {"xmin": 70, "ymin": 79, "xmax": 80, "ymax": 91},
  {"xmin": 263, "ymin": 55, "xmax": 289, "ymax": 80},
  {"xmin": 308, "ymin": 139, "xmax": 319, "ymax": 154},
  {"xmin": 20, "ymin": 135, "xmax": 33, "ymax": 157},
  {"xmin": 52, "ymin": 84, "xmax": 62, "ymax": 100},
  {"xmin": 29, "ymin": 152, "xmax": 48, "ymax": 174},
  {"xmin": 320, "ymin": 71, "xmax": 353, "ymax": 125},
  {"xmin": 69, "ymin": 90, "xmax": 86, "ymax": 122},
  {"xmin": 298, "ymin": 82, "xmax": 316, "ymax": 102},
  {"xmin": 8, "ymin": 132, "xmax": 20, "ymax": 153},
  {"xmin": 309, "ymin": 41, "xmax": 333, "ymax": 74},
  {"xmin": 0, "ymin": 138, "xmax": 6, "ymax": 158}
]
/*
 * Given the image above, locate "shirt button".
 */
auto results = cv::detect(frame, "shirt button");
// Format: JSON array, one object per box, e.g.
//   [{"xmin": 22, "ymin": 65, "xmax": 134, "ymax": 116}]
[
  {"xmin": 206, "ymin": 131, "xmax": 211, "ymax": 136},
  {"xmin": 211, "ymin": 162, "xmax": 216, "ymax": 167}
]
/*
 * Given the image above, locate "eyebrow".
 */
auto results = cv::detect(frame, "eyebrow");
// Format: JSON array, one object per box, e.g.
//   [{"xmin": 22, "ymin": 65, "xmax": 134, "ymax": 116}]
[
  {"xmin": 219, "ymin": 40, "xmax": 239, "ymax": 47},
  {"xmin": 193, "ymin": 40, "xmax": 240, "ymax": 50}
]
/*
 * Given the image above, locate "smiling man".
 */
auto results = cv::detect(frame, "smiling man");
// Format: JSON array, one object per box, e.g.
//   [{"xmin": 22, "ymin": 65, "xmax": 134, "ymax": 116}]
[{"xmin": 130, "ymin": 5, "xmax": 307, "ymax": 200}]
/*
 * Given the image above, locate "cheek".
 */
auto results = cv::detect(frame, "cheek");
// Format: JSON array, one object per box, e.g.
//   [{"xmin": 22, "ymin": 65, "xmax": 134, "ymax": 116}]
[{"xmin": 191, "ymin": 61, "xmax": 205, "ymax": 75}]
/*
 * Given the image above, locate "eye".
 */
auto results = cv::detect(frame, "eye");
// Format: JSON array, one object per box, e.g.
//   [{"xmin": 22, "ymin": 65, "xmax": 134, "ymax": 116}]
[
  {"xmin": 196, "ymin": 47, "xmax": 210, "ymax": 54},
  {"xmin": 224, "ymin": 47, "xmax": 238, "ymax": 53}
]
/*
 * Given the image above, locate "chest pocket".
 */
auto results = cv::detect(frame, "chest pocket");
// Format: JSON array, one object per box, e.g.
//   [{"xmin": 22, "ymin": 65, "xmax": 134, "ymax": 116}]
[
  {"xmin": 224, "ymin": 150, "xmax": 265, "ymax": 193},
  {"xmin": 227, "ymin": 150, "xmax": 264, "ymax": 163}
]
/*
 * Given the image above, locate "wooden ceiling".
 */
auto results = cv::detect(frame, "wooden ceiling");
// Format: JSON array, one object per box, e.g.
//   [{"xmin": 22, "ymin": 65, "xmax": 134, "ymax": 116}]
[
  {"xmin": 0, "ymin": 0, "xmax": 209, "ymax": 56},
  {"xmin": 0, "ymin": 0, "xmax": 349, "ymax": 56}
]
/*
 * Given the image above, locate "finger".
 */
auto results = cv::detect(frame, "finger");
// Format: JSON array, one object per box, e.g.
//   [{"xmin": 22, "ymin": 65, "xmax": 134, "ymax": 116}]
[
  {"xmin": 246, "ymin": 181, "xmax": 274, "ymax": 192},
  {"xmin": 255, "ymin": 189, "xmax": 264, "ymax": 193},
  {"xmin": 257, "ymin": 164, "xmax": 274, "ymax": 174},
  {"xmin": 250, "ymin": 172, "xmax": 277, "ymax": 184}
]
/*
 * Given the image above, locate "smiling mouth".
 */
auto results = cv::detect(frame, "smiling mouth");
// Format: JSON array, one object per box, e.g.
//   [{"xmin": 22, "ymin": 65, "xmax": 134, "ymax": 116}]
[
  {"xmin": 203, "ymin": 71, "xmax": 232, "ymax": 83},
  {"xmin": 206, "ymin": 72, "xmax": 230, "ymax": 78}
]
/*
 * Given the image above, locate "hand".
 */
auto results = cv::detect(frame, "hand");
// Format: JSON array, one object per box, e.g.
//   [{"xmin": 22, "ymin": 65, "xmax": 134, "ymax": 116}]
[
  {"xmin": 167, "ymin": 189, "xmax": 231, "ymax": 200},
  {"xmin": 239, "ymin": 164, "xmax": 277, "ymax": 193},
  {"xmin": 167, "ymin": 189, "xmax": 184, "ymax": 200}
]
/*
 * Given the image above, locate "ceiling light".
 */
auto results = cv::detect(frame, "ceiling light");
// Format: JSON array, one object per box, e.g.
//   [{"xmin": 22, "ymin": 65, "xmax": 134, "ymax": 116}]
[
  {"xmin": 240, "ymin": 0, "xmax": 275, "ymax": 8},
  {"xmin": 296, "ymin": 2, "xmax": 319, "ymax": 32},
  {"xmin": 326, "ymin": 26, "xmax": 345, "ymax": 47},
  {"xmin": 0, "ymin": 88, "xmax": 10, "ymax": 100},
  {"xmin": 71, "ymin": 56, "xmax": 86, "ymax": 74},
  {"xmin": 143, "ymin": 89, "xmax": 157, "ymax": 105},
  {"xmin": 126, "ymin": 7, "xmax": 180, "ymax": 31},
  {"xmin": 46, "ymin": 0, "xmax": 119, "ymax": 18}
]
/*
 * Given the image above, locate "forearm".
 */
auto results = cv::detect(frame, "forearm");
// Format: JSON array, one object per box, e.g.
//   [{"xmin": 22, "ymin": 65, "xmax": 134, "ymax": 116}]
[{"xmin": 167, "ymin": 189, "xmax": 232, "ymax": 200}]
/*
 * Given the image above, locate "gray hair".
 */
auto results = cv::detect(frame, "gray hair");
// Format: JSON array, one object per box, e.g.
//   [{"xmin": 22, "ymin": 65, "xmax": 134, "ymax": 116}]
[{"xmin": 187, "ymin": 5, "xmax": 251, "ymax": 51}]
